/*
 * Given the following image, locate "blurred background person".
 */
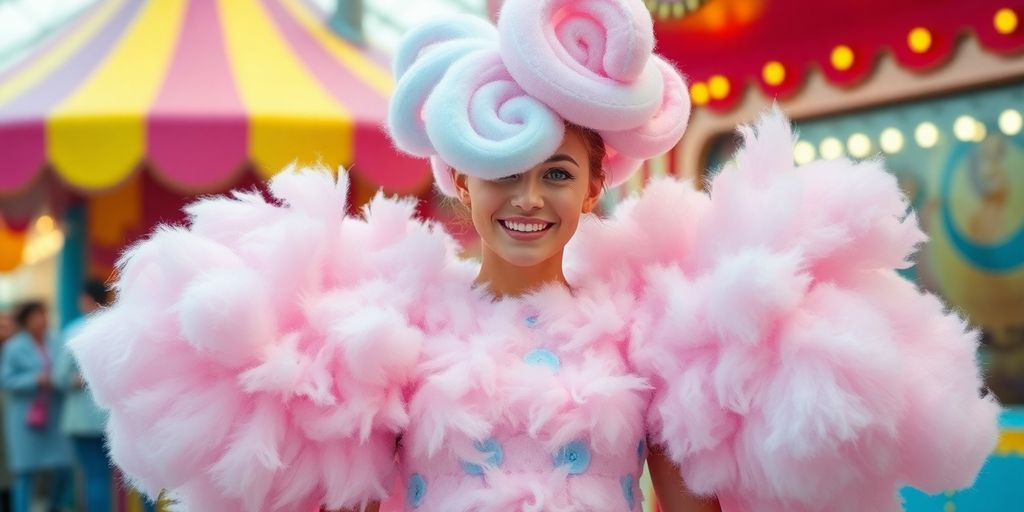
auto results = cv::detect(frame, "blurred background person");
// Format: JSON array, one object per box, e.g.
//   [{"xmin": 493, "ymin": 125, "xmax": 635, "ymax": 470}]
[
  {"xmin": 0, "ymin": 314, "xmax": 11, "ymax": 343},
  {"xmin": 0, "ymin": 310, "xmax": 14, "ymax": 512},
  {"xmin": 54, "ymin": 281, "xmax": 111, "ymax": 512},
  {"xmin": 1, "ymin": 302, "xmax": 72, "ymax": 512}
]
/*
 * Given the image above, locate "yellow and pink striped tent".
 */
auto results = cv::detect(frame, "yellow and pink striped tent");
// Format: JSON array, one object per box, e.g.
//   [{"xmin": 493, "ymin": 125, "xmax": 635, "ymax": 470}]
[{"xmin": 0, "ymin": 0, "xmax": 429, "ymax": 207}]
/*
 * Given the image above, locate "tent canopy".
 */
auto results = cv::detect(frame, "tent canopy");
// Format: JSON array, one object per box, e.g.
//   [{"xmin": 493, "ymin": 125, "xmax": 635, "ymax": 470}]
[{"xmin": 0, "ymin": 0, "xmax": 428, "ymax": 200}]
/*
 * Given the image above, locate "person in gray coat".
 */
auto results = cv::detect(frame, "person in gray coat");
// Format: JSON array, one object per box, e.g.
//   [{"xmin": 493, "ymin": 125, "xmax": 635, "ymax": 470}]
[
  {"xmin": 54, "ymin": 281, "xmax": 111, "ymax": 512},
  {"xmin": 0, "ymin": 311, "xmax": 15, "ymax": 512},
  {"xmin": 1, "ymin": 302, "xmax": 72, "ymax": 512}
]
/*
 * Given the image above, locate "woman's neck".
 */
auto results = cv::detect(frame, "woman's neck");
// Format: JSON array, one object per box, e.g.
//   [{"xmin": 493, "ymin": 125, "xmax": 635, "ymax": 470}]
[{"xmin": 475, "ymin": 247, "xmax": 569, "ymax": 298}]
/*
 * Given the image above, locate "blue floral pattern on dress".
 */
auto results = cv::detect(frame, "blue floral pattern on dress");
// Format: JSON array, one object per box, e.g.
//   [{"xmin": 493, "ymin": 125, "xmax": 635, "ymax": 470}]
[
  {"xmin": 553, "ymin": 440, "xmax": 591, "ymax": 474},
  {"xmin": 621, "ymin": 473, "xmax": 636, "ymax": 509},
  {"xmin": 461, "ymin": 438, "xmax": 504, "ymax": 475},
  {"xmin": 524, "ymin": 348, "xmax": 561, "ymax": 372},
  {"xmin": 525, "ymin": 315, "xmax": 540, "ymax": 328},
  {"xmin": 407, "ymin": 473, "xmax": 427, "ymax": 508}
]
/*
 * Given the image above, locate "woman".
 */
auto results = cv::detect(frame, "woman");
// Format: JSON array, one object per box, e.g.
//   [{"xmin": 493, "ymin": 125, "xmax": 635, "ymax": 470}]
[
  {"xmin": 1, "ymin": 302, "xmax": 72, "ymax": 512},
  {"xmin": 69, "ymin": 0, "xmax": 998, "ymax": 511},
  {"xmin": 54, "ymin": 281, "xmax": 159, "ymax": 512},
  {"xmin": 54, "ymin": 280, "xmax": 114, "ymax": 512}
]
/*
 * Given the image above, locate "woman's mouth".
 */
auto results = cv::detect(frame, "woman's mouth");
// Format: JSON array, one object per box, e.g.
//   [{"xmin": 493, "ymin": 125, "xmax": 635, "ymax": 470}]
[{"xmin": 498, "ymin": 219, "xmax": 554, "ymax": 241}]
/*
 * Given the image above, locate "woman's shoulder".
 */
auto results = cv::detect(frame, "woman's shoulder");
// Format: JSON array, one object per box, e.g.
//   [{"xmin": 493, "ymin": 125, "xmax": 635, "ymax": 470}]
[
  {"xmin": 565, "ymin": 178, "xmax": 708, "ymax": 290},
  {"xmin": 1, "ymin": 333, "xmax": 42, "ymax": 372},
  {"xmin": 160, "ymin": 168, "xmax": 467, "ymax": 310},
  {"xmin": 2, "ymin": 332, "xmax": 33, "ymax": 353}
]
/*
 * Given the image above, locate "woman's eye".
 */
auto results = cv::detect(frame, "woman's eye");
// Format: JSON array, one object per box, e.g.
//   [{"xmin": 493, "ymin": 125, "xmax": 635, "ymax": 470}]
[
  {"xmin": 497, "ymin": 173, "xmax": 521, "ymax": 182},
  {"xmin": 546, "ymin": 168, "xmax": 574, "ymax": 181}
]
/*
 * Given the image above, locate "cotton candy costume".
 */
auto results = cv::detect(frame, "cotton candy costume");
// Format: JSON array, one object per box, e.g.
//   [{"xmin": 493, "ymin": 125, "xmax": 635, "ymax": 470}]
[{"xmin": 69, "ymin": 0, "xmax": 999, "ymax": 511}]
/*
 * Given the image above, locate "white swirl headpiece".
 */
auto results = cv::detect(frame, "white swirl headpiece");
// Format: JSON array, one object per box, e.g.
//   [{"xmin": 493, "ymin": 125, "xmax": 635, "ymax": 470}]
[{"xmin": 387, "ymin": 0, "xmax": 690, "ymax": 195}]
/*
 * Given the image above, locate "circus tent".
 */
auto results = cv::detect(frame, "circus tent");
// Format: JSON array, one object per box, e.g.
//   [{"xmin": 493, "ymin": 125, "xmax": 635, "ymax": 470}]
[
  {"xmin": 0, "ymin": 0, "xmax": 429, "ymax": 230},
  {"xmin": 0, "ymin": 0, "xmax": 440, "ymax": 275}
]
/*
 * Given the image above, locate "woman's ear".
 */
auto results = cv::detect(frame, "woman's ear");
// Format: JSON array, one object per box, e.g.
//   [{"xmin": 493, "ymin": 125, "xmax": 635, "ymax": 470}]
[
  {"xmin": 451, "ymin": 169, "xmax": 471, "ymax": 207},
  {"xmin": 581, "ymin": 176, "xmax": 603, "ymax": 213}
]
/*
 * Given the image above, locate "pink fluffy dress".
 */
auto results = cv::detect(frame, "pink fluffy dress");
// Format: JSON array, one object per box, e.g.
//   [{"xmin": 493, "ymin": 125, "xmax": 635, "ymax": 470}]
[{"xmin": 70, "ymin": 111, "xmax": 999, "ymax": 511}]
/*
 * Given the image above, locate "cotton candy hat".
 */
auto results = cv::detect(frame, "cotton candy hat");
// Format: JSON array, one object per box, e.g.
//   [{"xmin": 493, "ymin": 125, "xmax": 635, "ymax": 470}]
[{"xmin": 387, "ymin": 0, "xmax": 691, "ymax": 195}]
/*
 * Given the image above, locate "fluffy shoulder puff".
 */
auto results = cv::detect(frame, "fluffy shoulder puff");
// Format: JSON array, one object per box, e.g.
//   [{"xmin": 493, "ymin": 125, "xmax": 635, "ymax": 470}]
[
  {"xmin": 625, "ymin": 109, "xmax": 1000, "ymax": 511},
  {"xmin": 69, "ymin": 168, "xmax": 461, "ymax": 512}
]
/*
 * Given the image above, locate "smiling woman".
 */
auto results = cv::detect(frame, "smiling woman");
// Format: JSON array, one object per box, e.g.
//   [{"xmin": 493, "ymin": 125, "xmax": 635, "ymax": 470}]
[
  {"xmin": 453, "ymin": 125, "xmax": 605, "ymax": 296},
  {"xmin": 66, "ymin": 0, "xmax": 998, "ymax": 511}
]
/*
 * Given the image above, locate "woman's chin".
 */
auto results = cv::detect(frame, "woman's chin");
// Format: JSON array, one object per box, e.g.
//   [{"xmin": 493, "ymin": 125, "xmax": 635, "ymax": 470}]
[{"xmin": 491, "ymin": 247, "xmax": 556, "ymax": 269}]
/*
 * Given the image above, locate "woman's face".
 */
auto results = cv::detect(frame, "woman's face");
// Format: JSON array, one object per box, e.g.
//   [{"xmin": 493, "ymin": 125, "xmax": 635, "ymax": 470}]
[
  {"xmin": 454, "ymin": 128, "xmax": 602, "ymax": 268},
  {"xmin": 0, "ymin": 313, "xmax": 13, "ymax": 343},
  {"xmin": 25, "ymin": 308, "xmax": 47, "ymax": 338}
]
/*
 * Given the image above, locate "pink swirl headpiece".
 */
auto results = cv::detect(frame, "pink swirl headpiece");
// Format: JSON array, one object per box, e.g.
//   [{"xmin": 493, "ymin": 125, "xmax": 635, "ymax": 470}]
[{"xmin": 387, "ymin": 0, "xmax": 691, "ymax": 195}]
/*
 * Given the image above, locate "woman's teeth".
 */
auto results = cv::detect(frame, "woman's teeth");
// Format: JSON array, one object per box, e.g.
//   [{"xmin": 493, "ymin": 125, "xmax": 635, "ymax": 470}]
[{"xmin": 501, "ymin": 220, "xmax": 551, "ymax": 232}]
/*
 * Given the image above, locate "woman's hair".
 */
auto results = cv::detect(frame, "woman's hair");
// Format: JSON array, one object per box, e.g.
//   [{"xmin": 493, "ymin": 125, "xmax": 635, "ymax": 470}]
[
  {"xmin": 566, "ymin": 123, "xmax": 607, "ymax": 187},
  {"xmin": 83, "ymin": 279, "xmax": 111, "ymax": 307},
  {"xmin": 14, "ymin": 301, "xmax": 45, "ymax": 329}
]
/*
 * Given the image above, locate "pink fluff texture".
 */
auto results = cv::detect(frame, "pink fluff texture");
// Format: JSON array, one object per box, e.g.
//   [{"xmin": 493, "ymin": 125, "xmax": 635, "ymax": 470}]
[
  {"xmin": 70, "ymin": 108, "xmax": 998, "ymax": 512},
  {"xmin": 70, "ymin": 169, "xmax": 461, "ymax": 512},
  {"xmin": 618, "ymin": 109, "xmax": 1000, "ymax": 511}
]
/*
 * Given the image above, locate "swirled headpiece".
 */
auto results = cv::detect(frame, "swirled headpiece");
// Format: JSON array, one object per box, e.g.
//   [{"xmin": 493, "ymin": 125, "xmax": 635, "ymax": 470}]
[{"xmin": 387, "ymin": 0, "xmax": 690, "ymax": 195}]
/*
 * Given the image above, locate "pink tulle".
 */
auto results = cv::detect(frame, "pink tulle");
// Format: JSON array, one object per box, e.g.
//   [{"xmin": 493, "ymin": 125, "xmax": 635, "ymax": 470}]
[
  {"xmin": 606, "ymin": 109, "xmax": 1001, "ymax": 511},
  {"xmin": 71, "ymin": 168, "xmax": 461, "ymax": 511}
]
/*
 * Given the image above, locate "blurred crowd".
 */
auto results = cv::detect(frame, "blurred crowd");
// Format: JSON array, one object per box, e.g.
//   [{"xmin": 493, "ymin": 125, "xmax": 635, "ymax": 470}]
[{"xmin": 0, "ymin": 282, "xmax": 153, "ymax": 512}]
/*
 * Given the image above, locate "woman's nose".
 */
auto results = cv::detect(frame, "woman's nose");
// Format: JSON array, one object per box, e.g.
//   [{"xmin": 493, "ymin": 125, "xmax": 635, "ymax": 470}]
[{"xmin": 510, "ymin": 178, "xmax": 544, "ymax": 211}]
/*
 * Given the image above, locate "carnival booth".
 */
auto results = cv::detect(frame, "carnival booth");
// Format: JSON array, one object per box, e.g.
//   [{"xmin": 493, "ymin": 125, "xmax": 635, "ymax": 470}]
[
  {"xmin": 0, "ymin": 0, "xmax": 426, "ymax": 507},
  {"xmin": 647, "ymin": 0, "xmax": 1024, "ymax": 510},
  {"xmin": 0, "ymin": 0, "xmax": 430, "ymax": 308}
]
